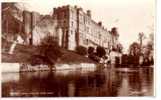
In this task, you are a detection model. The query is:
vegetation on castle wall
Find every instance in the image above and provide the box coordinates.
[33,36,63,65]
[76,46,87,56]
[96,46,106,57]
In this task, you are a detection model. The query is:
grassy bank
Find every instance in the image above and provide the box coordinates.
[2,41,95,64]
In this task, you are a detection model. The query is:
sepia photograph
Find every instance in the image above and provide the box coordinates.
[1,0,155,97]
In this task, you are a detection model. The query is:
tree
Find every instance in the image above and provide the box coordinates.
[96,46,106,57]
[88,46,95,54]
[116,43,123,53]
[38,35,63,66]
[128,42,141,65]
[88,46,97,61]
[129,42,140,56]
[110,27,119,49]
[138,32,146,52]
[148,33,154,50]
[149,33,154,41]
[111,27,119,36]
[76,46,87,56]
[144,34,154,65]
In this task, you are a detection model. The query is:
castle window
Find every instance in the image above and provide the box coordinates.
[62,12,65,18]
[86,39,89,45]
[64,20,66,25]
[71,21,73,27]
[64,13,67,18]
[87,27,90,33]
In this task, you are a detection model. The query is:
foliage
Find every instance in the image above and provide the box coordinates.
[111,46,117,52]
[96,46,106,57]
[148,33,154,50]
[87,46,100,62]
[138,32,146,56]
[76,46,87,56]
[129,42,140,56]
[116,43,123,53]
[37,36,63,65]
[31,55,45,66]
[111,27,119,36]
[149,33,154,42]
[147,42,153,51]
[88,53,100,62]
[88,46,95,54]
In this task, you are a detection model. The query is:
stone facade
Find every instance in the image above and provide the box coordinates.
[22,5,118,51]
[53,5,78,50]
[23,10,32,44]
[2,3,23,42]
[53,5,118,50]
[23,11,63,45]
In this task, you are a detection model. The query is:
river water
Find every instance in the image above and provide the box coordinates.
[2,67,153,97]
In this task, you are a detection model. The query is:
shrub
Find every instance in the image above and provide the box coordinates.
[76,46,87,56]
[88,53,100,62]
[38,36,63,65]
[96,46,106,57]
[31,55,45,66]
[88,46,95,54]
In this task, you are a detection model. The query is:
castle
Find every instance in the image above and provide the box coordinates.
[3,4,119,51]
[52,5,119,51]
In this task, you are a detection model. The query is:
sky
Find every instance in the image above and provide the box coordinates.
[19,0,155,52]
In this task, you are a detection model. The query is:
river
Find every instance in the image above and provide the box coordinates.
[2,66,153,97]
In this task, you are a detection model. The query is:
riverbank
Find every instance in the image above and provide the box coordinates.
[2,41,97,72]
[1,63,97,73]
[2,41,95,64]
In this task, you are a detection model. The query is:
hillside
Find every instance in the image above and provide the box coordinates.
[2,40,95,64]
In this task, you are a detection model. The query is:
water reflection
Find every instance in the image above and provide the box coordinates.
[2,67,153,97]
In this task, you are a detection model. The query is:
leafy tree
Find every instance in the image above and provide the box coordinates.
[96,46,106,57]
[129,42,140,56]
[138,32,146,53]
[38,35,63,65]
[116,43,123,53]
[111,46,117,52]
[88,46,97,61]
[147,42,153,51]
[111,27,119,36]
[88,46,95,54]
[148,33,154,50]
[143,34,154,65]
[76,46,87,56]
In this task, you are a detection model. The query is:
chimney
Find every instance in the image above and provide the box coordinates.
[98,21,102,26]
[87,10,91,18]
